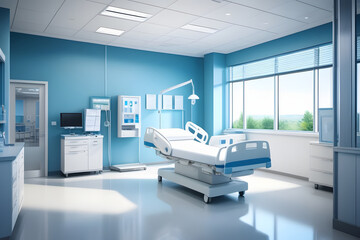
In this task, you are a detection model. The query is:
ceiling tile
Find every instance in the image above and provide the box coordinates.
[88,0,113,4]
[12,20,48,33]
[127,0,177,8]
[18,0,63,15]
[161,37,194,46]
[45,25,78,37]
[13,8,53,32]
[228,0,292,12]
[82,15,139,32]
[204,3,265,25]
[168,0,228,16]
[245,12,303,32]
[121,30,162,41]
[109,0,163,15]
[190,18,232,31]
[131,22,174,35]
[49,0,105,30]
[167,28,208,40]
[296,0,333,12]
[270,1,331,23]
[75,29,118,44]
[147,9,197,28]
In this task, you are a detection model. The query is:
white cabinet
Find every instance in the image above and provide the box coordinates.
[0,144,24,238]
[61,135,103,177]
[309,141,333,188]
[89,138,103,170]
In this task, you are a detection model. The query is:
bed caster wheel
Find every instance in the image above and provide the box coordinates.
[158,176,162,182]
[204,195,211,204]
[315,184,319,189]
[65,174,68,178]
[239,191,245,197]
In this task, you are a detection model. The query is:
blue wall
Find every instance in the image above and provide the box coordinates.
[226,23,332,67]
[204,53,226,136]
[10,32,204,172]
[0,8,10,137]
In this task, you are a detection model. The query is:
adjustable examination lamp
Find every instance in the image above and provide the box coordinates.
[159,79,199,128]
[160,79,199,105]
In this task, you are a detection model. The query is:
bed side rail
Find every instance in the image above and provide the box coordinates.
[209,134,246,147]
[185,121,208,144]
[144,127,172,155]
[223,141,271,174]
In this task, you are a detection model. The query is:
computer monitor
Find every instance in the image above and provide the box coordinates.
[60,113,83,129]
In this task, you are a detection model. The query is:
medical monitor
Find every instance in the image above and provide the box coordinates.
[60,113,83,129]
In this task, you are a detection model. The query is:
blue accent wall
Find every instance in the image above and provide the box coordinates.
[10,32,203,172]
[226,23,332,67]
[204,53,226,137]
[0,8,10,138]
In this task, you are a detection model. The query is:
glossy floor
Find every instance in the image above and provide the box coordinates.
[11,164,358,240]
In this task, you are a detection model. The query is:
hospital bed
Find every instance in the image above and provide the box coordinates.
[144,122,271,203]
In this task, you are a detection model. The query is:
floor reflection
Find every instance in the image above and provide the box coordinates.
[10,165,359,240]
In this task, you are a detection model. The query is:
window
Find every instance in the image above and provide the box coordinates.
[231,82,243,129]
[279,71,314,131]
[319,67,333,108]
[229,43,333,132]
[245,77,274,129]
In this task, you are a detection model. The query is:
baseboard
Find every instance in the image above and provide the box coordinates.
[256,168,308,181]
[333,219,360,238]
[48,171,62,176]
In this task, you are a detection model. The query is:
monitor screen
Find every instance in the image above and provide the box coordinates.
[60,113,83,128]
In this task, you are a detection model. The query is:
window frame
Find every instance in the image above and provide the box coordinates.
[229,61,333,132]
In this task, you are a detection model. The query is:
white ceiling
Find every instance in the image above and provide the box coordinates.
[0,0,333,57]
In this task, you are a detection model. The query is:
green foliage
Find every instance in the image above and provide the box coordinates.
[261,117,274,129]
[299,111,313,131]
[232,113,243,129]
[246,116,260,129]
[232,111,313,131]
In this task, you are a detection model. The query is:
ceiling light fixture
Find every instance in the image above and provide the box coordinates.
[305,16,309,19]
[101,6,152,22]
[96,27,124,36]
[181,24,218,34]
[225,13,231,16]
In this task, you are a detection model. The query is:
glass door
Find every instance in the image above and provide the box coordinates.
[10,82,46,178]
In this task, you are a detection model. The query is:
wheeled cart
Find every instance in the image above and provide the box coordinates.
[158,168,248,203]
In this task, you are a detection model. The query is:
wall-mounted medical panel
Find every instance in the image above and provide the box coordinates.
[118,95,141,138]
[90,97,110,111]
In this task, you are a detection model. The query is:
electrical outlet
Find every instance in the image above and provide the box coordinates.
[51,121,57,126]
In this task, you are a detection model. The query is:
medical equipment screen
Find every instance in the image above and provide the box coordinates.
[60,113,83,128]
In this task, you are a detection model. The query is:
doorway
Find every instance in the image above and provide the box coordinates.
[10,80,48,177]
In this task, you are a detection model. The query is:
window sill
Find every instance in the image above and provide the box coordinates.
[224,129,319,138]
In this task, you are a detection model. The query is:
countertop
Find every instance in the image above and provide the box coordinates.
[309,141,333,147]
[0,143,24,162]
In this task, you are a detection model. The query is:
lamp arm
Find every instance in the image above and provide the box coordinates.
[160,79,193,94]
[191,80,195,95]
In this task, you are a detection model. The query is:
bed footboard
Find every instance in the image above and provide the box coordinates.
[220,141,271,174]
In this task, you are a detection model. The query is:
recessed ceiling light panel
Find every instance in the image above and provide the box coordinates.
[181,24,218,34]
[96,27,124,36]
[101,6,152,22]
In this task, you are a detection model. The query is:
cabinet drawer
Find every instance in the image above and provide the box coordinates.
[65,145,88,153]
[65,139,88,146]
[309,171,333,187]
[310,144,333,159]
[310,157,333,173]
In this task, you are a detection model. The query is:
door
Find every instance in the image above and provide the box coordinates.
[9,81,47,178]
